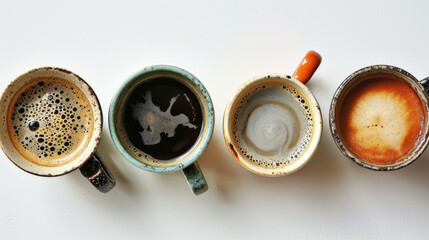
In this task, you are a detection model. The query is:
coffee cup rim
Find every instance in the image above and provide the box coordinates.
[329,64,429,171]
[0,67,103,177]
[108,64,214,173]
[223,73,323,176]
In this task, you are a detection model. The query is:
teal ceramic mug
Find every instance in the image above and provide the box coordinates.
[109,65,214,195]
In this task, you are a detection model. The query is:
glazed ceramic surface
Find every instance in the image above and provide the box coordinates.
[223,51,322,176]
[109,65,214,195]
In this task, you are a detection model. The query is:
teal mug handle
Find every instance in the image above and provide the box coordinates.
[182,162,208,195]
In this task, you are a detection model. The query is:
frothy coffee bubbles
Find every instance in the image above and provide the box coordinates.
[7,77,94,167]
[233,82,314,168]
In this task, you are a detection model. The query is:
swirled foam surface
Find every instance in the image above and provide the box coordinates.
[232,81,314,168]
[6,77,94,167]
[338,75,426,164]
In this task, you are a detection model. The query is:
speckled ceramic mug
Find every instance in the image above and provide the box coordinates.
[109,65,214,195]
[223,51,323,176]
[0,67,115,193]
[330,65,429,171]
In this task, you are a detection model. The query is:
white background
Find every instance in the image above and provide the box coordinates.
[0,0,428,239]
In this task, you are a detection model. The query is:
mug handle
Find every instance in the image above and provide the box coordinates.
[182,162,208,195]
[79,151,116,193]
[292,50,322,84]
[420,77,429,93]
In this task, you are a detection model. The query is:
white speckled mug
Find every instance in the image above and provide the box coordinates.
[223,51,323,176]
[0,67,115,193]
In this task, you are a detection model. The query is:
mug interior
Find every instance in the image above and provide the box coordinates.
[330,65,429,170]
[0,67,103,176]
[223,74,322,176]
[109,65,214,173]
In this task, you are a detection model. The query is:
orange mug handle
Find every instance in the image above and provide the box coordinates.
[292,50,322,84]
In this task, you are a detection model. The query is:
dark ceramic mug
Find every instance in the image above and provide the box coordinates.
[330,65,429,171]
[0,67,116,192]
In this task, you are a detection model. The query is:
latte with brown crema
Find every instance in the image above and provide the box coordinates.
[337,74,427,164]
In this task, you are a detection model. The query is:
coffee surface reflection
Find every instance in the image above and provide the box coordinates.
[121,77,203,161]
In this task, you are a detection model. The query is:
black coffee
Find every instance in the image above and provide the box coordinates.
[7,77,94,167]
[121,77,202,160]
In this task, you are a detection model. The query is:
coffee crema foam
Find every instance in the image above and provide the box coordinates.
[6,77,94,167]
[338,75,426,164]
[232,82,314,168]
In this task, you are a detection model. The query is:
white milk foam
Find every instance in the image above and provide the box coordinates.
[233,82,314,167]
[131,91,197,146]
